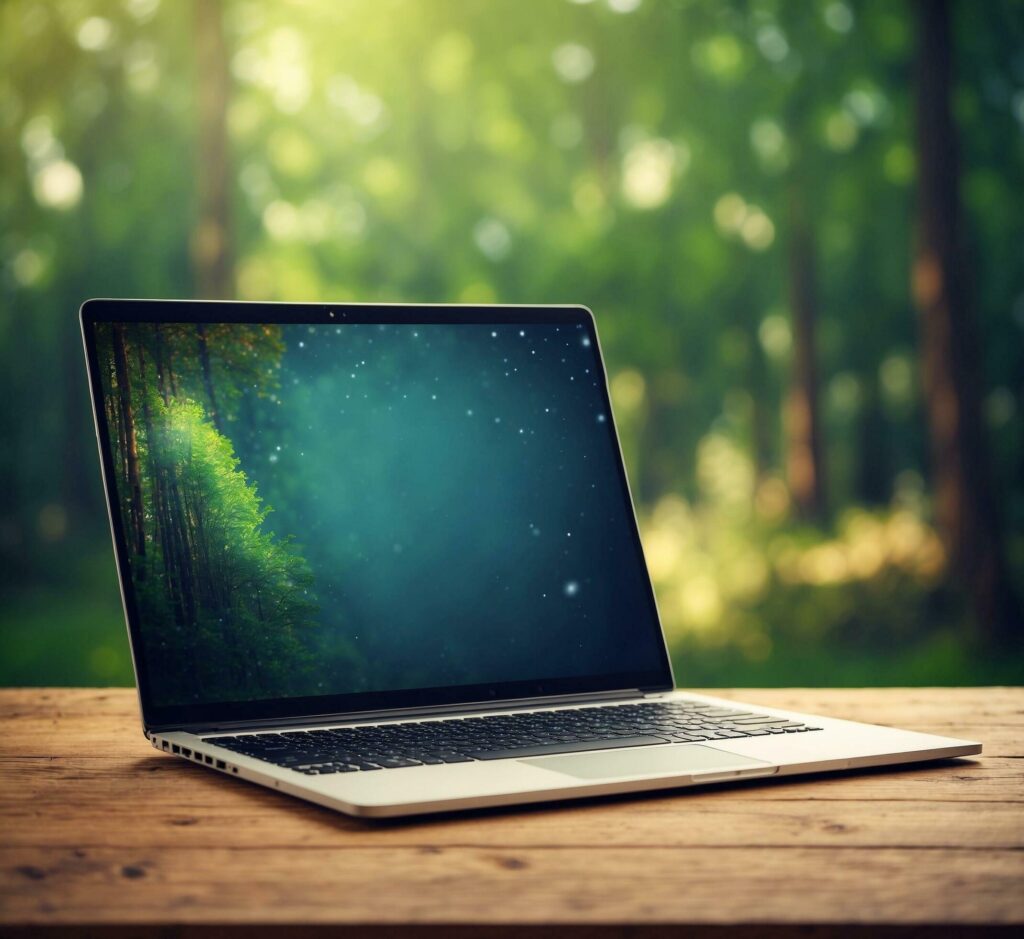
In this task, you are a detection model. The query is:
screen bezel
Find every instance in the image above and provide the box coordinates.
[81,299,674,731]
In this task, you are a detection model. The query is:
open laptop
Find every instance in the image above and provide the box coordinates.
[81,299,980,818]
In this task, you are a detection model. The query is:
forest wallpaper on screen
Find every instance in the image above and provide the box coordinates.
[94,319,665,706]
[96,321,328,704]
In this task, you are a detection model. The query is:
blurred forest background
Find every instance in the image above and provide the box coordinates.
[2,0,1022,689]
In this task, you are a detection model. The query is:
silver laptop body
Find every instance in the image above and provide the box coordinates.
[82,299,980,818]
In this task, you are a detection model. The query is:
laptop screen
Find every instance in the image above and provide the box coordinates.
[86,305,670,725]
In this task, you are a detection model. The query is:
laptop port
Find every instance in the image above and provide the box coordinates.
[172,744,180,754]
[216,760,226,770]
[204,755,212,765]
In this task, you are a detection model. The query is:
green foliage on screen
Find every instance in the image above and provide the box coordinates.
[94,322,342,704]
[137,395,322,703]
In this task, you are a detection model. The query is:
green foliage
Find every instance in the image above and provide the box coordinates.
[136,394,322,704]
[1,0,1022,687]
[160,323,286,428]
[641,430,967,669]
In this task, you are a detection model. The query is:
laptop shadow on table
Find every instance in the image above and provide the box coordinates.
[130,753,984,831]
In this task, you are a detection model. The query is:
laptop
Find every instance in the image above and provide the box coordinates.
[81,299,980,818]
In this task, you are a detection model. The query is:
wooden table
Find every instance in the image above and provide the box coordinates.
[0,687,1021,937]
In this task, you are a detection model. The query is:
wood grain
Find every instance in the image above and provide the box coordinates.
[1,687,1021,935]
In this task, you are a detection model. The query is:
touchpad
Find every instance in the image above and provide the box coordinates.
[522,744,771,780]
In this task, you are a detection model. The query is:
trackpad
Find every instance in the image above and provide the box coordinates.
[522,744,771,780]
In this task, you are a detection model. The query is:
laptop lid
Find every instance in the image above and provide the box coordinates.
[81,300,673,731]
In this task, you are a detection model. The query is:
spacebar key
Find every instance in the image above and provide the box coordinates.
[467,735,669,760]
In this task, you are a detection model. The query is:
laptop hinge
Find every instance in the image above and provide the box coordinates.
[155,688,650,736]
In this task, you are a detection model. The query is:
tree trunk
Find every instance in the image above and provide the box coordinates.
[153,323,172,404]
[746,277,773,484]
[166,470,197,627]
[785,182,826,522]
[135,334,185,612]
[106,364,129,511]
[192,0,233,300]
[912,0,1018,645]
[195,323,223,432]
[111,324,146,562]
[856,376,889,505]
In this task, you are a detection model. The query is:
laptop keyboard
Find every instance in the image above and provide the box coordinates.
[203,699,821,775]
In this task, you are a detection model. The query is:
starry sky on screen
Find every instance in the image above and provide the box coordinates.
[221,321,662,696]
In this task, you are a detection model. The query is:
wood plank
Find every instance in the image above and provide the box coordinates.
[2,753,1015,819]
[0,721,1007,758]
[2,846,1021,926]
[0,688,141,719]
[39,721,1024,752]
[0,715,1006,748]
[3,686,1021,724]
[1,796,1021,849]
[708,687,1024,725]
[2,698,1017,757]
[1,753,1019,807]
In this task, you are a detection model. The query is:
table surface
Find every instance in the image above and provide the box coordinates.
[0,687,1021,937]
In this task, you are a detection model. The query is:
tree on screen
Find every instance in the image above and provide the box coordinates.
[97,322,326,704]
